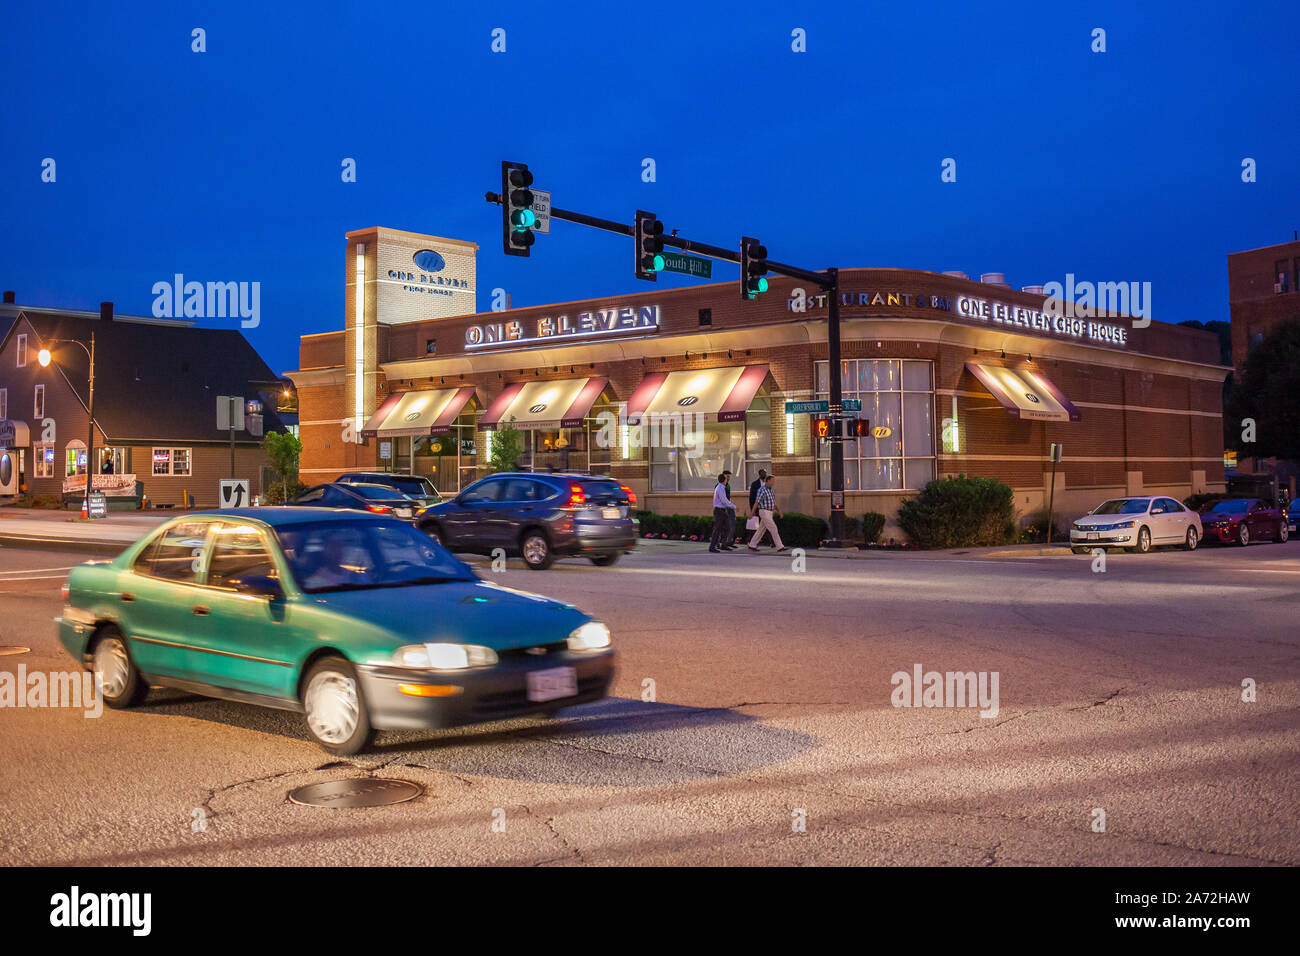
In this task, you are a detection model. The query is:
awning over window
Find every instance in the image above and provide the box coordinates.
[965,363,1080,422]
[478,377,610,431]
[0,419,31,448]
[625,365,770,424]
[361,386,477,439]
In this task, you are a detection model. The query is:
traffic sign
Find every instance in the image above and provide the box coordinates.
[785,400,829,415]
[530,189,551,233]
[660,251,712,278]
[220,479,250,508]
[843,399,862,411]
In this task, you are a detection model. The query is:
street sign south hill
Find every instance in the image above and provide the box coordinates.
[785,399,861,414]
[659,251,712,278]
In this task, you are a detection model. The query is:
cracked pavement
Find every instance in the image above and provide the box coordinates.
[1,540,1297,866]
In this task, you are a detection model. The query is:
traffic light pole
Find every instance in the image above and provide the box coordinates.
[484,190,849,546]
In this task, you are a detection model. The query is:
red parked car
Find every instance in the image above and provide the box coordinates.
[1198,498,1290,546]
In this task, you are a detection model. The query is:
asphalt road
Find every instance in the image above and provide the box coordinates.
[1,538,1297,866]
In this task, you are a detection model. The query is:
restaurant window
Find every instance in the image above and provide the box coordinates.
[99,447,127,475]
[648,395,769,493]
[16,335,27,368]
[34,442,55,478]
[152,447,192,477]
[65,440,86,477]
[33,384,45,419]
[815,359,935,491]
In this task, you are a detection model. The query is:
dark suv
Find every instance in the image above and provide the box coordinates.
[418,472,637,569]
[337,472,442,509]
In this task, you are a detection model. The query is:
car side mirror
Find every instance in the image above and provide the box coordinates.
[235,574,283,599]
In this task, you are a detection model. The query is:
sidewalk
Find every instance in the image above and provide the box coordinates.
[0,507,169,555]
[635,537,1074,560]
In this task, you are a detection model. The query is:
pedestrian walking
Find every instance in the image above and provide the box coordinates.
[747,467,772,548]
[748,475,786,551]
[709,472,738,552]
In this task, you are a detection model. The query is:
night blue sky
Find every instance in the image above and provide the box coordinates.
[3,1,1297,375]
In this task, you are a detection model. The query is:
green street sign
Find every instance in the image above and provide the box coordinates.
[659,251,712,278]
[843,399,862,411]
[785,400,829,414]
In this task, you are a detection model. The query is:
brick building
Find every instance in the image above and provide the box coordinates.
[288,227,1228,533]
[0,296,290,508]
[1228,237,1300,372]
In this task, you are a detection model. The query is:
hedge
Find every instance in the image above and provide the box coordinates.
[897,474,1017,549]
[636,510,828,548]
[861,512,887,545]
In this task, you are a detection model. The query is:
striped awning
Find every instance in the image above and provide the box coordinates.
[478,377,610,431]
[361,386,477,439]
[965,363,1080,422]
[625,365,770,424]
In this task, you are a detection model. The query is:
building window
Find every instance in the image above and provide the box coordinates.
[16,334,27,367]
[0,388,7,420]
[814,359,935,491]
[152,447,192,476]
[1276,260,1291,293]
[33,384,45,419]
[34,442,55,478]
[99,447,127,475]
[648,396,770,493]
[65,440,86,477]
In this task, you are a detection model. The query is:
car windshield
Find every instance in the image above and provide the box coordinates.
[275,519,475,593]
[1206,499,1251,515]
[387,477,437,497]
[1092,499,1150,515]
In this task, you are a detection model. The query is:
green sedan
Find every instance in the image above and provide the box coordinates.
[57,508,615,754]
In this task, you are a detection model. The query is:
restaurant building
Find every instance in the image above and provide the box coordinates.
[288,227,1228,533]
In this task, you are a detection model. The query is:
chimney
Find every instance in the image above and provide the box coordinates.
[2,291,13,304]
[100,301,113,322]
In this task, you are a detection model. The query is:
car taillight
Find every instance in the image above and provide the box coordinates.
[620,484,637,506]
[568,484,585,507]
[61,582,70,602]
[367,504,392,514]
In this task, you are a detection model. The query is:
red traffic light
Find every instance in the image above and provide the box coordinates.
[814,417,831,438]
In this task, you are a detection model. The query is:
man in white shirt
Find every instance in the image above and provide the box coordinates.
[709,472,738,552]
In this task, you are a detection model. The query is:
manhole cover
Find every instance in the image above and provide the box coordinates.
[288,777,423,808]
[0,646,30,656]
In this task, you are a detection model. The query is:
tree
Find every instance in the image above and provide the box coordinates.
[488,418,524,474]
[262,431,302,500]
[1226,317,1300,462]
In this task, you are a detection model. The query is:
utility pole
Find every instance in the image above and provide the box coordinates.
[229,396,237,478]
[85,331,95,504]
[825,270,846,545]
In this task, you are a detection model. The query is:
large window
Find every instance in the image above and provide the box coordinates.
[649,396,771,493]
[815,360,935,491]
[152,447,192,476]
[34,443,55,478]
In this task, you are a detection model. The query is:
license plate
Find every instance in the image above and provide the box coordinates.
[526,666,577,703]
[1086,532,1099,540]
[396,507,413,518]
[602,507,621,519]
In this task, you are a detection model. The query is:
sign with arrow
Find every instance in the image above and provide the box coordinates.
[220,479,250,508]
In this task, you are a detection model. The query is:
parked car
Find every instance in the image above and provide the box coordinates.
[1069,496,1202,553]
[418,472,637,569]
[288,482,421,521]
[337,472,442,509]
[55,509,615,754]
[1198,497,1290,545]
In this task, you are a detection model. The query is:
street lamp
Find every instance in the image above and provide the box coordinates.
[38,332,97,504]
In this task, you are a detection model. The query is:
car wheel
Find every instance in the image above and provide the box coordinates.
[1184,526,1199,551]
[1131,526,1152,554]
[520,530,554,570]
[590,553,620,567]
[1071,546,1088,555]
[421,522,445,547]
[1237,523,1250,547]
[1277,522,1289,543]
[91,626,148,708]
[302,657,373,756]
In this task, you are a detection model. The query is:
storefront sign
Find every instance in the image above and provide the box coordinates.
[87,492,107,519]
[785,288,1129,347]
[62,473,137,496]
[466,304,659,349]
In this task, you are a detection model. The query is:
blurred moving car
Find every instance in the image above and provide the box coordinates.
[1069,496,1203,554]
[418,472,637,569]
[56,509,615,755]
[1198,497,1290,545]
[288,482,421,521]
[337,472,442,509]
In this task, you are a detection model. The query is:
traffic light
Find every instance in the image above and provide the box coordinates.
[502,161,536,257]
[740,236,769,300]
[635,210,665,281]
[849,418,871,437]
[813,416,832,440]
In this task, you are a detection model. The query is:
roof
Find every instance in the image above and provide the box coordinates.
[2,308,288,443]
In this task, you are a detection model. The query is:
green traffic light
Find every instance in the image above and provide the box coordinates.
[511,209,536,230]
[652,254,665,271]
[756,277,769,293]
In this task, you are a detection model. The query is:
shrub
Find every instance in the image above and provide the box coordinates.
[1019,509,1065,544]
[774,512,828,548]
[861,512,887,545]
[896,474,1017,549]
[262,481,308,505]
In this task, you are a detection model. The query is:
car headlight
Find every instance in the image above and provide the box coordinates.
[1111,521,1136,529]
[391,643,498,669]
[568,621,611,651]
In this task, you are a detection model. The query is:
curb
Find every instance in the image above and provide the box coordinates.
[0,534,128,556]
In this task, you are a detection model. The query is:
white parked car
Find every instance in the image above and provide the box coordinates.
[1069,496,1203,554]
